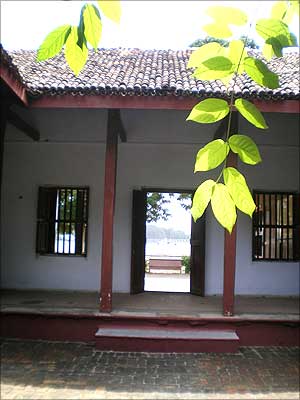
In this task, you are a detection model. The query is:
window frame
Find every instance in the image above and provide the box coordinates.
[36,185,89,257]
[252,190,300,262]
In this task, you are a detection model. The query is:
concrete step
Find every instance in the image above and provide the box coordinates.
[95,327,240,353]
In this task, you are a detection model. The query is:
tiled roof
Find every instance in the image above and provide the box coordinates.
[2,47,300,100]
[0,44,26,88]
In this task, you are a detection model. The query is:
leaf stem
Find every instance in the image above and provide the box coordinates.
[216,159,227,184]
[220,21,254,179]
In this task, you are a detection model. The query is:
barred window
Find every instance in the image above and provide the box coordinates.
[253,191,300,261]
[36,187,89,256]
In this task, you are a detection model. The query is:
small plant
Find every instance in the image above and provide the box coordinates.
[181,256,190,274]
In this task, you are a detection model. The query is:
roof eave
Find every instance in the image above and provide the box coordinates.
[28,94,300,113]
[0,64,28,106]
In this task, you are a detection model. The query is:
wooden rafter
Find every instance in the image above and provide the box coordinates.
[7,109,40,141]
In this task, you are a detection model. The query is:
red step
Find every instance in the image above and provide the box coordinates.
[95,327,240,353]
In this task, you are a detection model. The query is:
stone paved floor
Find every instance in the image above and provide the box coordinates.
[0,339,299,399]
[2,290,299,319]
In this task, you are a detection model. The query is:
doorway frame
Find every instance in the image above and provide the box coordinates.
[131,187,205,295]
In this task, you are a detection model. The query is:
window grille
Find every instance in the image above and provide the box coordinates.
[252,191,300,261]
[36,187,89,256]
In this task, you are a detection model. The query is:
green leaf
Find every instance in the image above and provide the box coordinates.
[256,18,294,47]
[271,1,288,20]
[37,25,71,61]
[262,43,274,61]
[219,74,235,87]
[203,6,247,39]
[187,99,230,124]
[202,23,233,39]
[229,134,262,165]
[211,183,236,233]
[194,139,229,172]
[77,7,86,48]
[83,4,102,49]
[193,56,234,80]
[223,167,256,217]
[244,57,279,89]
[65,26,88,76]
[97,0,121,23]
[234,99,268,129]
[262,38,283,60]
[188,42,224,68]
[206,6,248,26]
[191,180,215,222]
[227,40,247,73]
[271,1,296,24]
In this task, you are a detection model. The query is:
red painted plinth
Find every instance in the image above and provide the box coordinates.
[1,313,299,349]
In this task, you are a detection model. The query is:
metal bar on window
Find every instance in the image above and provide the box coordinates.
[54,190,59,254]
[37,186,89,257]
[286,194,289,260]
[83,189,89,256]
[68,189,73,254]
[271,194,275,259]
[279,194,282,259]
[74,189,78,254]
[263,194,266,259]
[80,189,86,255]
[57,189,62,254]
[253,193,257,259]
[275,194,277,259]
[252,191,298,262]
[62,189,66,254]
[268,194,271,259]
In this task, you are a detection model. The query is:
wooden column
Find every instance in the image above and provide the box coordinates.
[0,105,8,267]
[223,151,238,316]
[100,110,118,312]
[0,105,8,193]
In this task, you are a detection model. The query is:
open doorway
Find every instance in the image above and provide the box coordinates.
[130,188,206,296]
[145,191,192,293]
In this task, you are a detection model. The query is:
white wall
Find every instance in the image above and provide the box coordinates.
[1,108,299,295]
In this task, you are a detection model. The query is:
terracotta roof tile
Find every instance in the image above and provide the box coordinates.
[2,47,299,100]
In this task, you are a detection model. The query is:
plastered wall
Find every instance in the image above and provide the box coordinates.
[1,108,299,294]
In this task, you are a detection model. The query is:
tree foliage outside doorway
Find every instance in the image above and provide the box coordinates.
[189,35,259,49]
[147,192,192,223]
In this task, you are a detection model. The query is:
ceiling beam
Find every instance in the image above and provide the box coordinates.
[7,109,40,141]
[108,109,127,142]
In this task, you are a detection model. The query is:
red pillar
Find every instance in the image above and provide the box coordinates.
[0,104,7,192]
[0,105,7,272]
[100,111,118,312]
[223,151,238,316]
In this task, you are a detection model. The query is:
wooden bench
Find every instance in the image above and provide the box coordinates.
[149,259,182,273]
